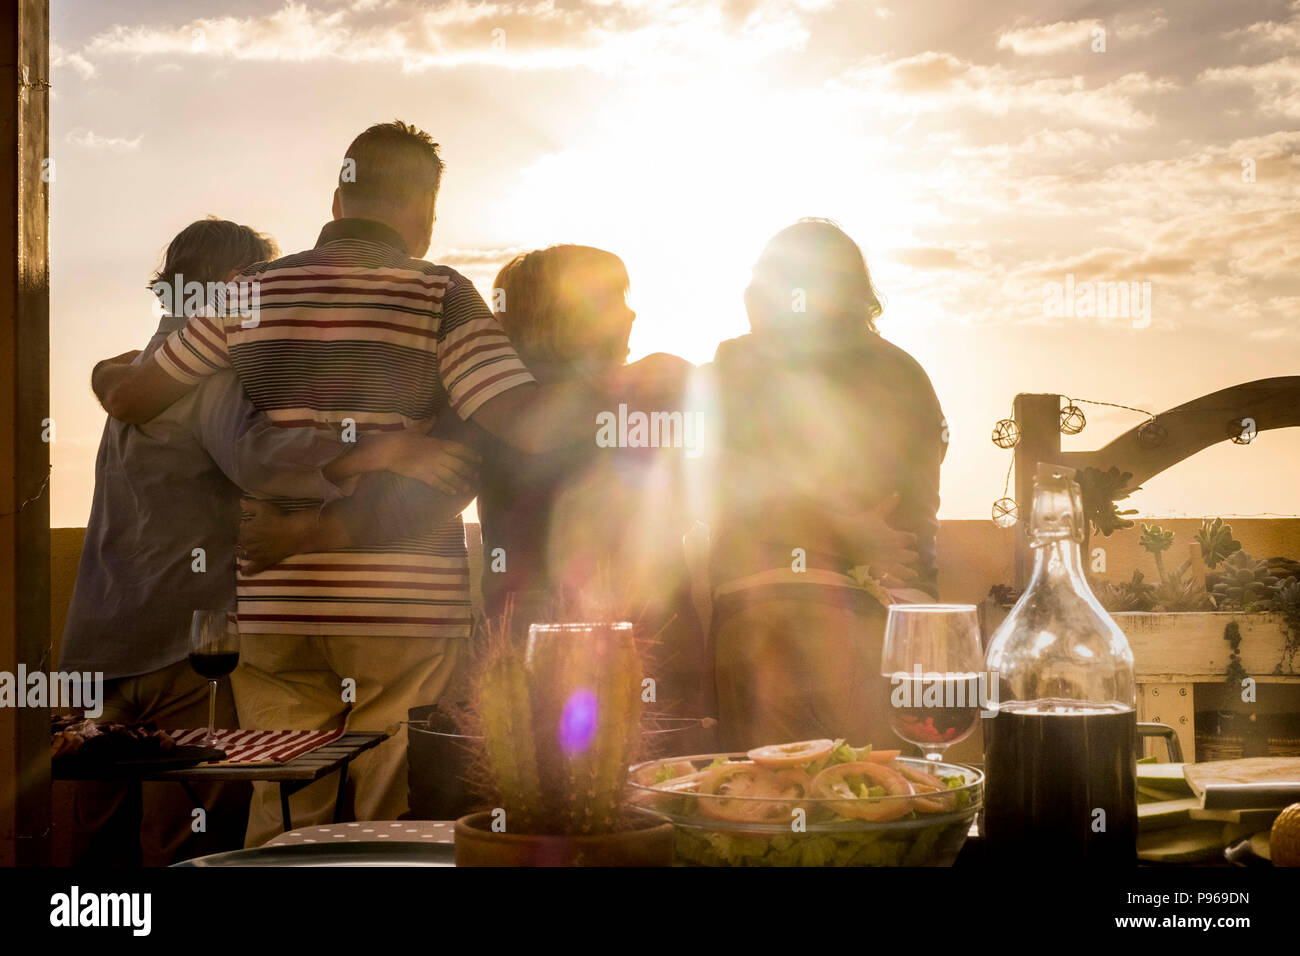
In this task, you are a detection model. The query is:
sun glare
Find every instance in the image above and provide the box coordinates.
[489,68,919,365]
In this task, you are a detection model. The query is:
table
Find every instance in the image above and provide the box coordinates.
[56,731,388,834]
[267,819,456,846]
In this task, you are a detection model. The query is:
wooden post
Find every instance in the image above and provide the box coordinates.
[0,0,50,867]
[1013,393,1061,589]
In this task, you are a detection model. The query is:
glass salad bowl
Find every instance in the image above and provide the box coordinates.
[627,750,983,866]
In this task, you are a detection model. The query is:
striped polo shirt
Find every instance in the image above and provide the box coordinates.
[153,218,535,638]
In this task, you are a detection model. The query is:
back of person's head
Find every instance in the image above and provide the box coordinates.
[744,218,882,337]
[493,245,633,380]
[337,121,444,251]
[149,217,277,298]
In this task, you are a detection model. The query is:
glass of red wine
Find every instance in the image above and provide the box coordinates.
[189,609,240,748]
[881,604,984,762]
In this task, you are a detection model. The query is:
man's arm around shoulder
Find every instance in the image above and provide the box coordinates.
[92,351,196,423]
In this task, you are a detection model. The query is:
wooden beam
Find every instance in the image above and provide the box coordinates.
[0,0,50,867]
[1062,377,1300,488]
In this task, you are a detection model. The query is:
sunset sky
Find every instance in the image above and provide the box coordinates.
[47,0,1300,527]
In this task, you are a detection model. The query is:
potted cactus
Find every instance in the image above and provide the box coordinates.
[453,618,674,866]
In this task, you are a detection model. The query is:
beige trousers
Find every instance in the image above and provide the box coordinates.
[230,633,461,847]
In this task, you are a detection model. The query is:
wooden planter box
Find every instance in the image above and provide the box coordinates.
[1115,612,1299,762]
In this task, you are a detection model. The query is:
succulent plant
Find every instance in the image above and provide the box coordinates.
[1195,517,1243,569]
[1223,621,1247,687]
[1152,561,1215,612]
[1210,551,1280,611]
[1268,556,1300,581]
[1076,466,1140,538]
[1277,576,1300,613]
[469,614,643,836]
[1257,576,1299,612]
[1094,568,1157,612]
[1139,523,1175,579]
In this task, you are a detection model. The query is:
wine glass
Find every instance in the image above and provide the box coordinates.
[881,604,985,762]
[188,609,240,747]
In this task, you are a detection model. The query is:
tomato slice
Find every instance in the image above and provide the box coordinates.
[765,767,814,801]
[747,738,834,768]
[695,762,814,822]
[811,760,914,821]
[895,764,957,813]
[758,767,815,821]
[697,761,777,822]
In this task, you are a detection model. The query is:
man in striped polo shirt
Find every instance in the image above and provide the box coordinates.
[95,121,684,844]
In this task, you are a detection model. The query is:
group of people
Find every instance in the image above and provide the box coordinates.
[58,120,946,864]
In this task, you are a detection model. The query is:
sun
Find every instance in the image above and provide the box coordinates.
[487,67,920,366]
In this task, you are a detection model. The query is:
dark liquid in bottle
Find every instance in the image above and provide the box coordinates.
[888,676,981,746]
[984,702,1136,865]
[189,651,239,679]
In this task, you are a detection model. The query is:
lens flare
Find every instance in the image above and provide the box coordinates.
[558,688,600,755]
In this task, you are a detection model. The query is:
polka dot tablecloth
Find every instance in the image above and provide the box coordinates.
[267,821,456,846]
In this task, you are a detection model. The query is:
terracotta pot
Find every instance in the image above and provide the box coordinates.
[454,811,674,867]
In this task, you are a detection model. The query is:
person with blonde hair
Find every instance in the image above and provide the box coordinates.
[477,244,710,725]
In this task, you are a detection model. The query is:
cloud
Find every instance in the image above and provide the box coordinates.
[74,0,827,75]
[891,246,968,270]
[997,19,1103,56]
[1077,130,1300,198]
[843,51,1176,128]
[997,14,1166,56]
[987,203,1300,331]
[1205,3,1300,117]
[1249,325,1293,341]
[1017,248,1194,282]
[1227,0,1300,50]
[1200,57,1300,119]
[1114,14,1169,41]
[51,43,95,80]
[65,128,141,151]
[438,245,528,264]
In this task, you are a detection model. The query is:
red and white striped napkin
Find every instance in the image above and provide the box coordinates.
[170,727,347,765]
